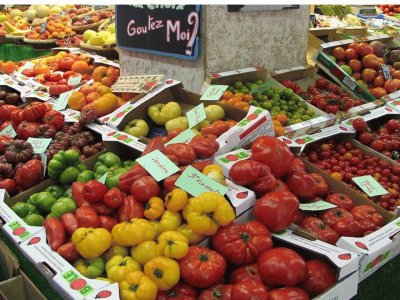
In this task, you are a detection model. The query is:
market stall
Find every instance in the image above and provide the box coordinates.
[1,4,400,300]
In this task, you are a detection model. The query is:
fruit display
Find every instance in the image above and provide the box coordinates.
[82,23,116,47]
[353,116,400,162]
[25,20,75,40]
[71,9,114,28]
[0,61,18,74]
[328,40,400,99]
[280,77,365,114]
[377,4,400,17]
[301,137,400,212]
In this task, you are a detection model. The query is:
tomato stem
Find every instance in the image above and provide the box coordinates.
[199,253,209,262]
[239,232,250,242]
[129,284,139,292]
[154,268,163,278]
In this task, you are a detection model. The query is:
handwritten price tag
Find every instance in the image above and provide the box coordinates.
[40,154,47,176]
[186,103,206,128]
[299,201,337,211]
[176,165,228,197]
[136,149,180,182]
[165,129,195,146]
[98,172,108,184]
[200,85,229,101]
[352,175,388,197]
[0,125,17,138]
[67,75,82,86]
[27,138,52,154]
[53,90,73,111]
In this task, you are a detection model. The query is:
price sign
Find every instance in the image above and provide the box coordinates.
[352,175,388,197]
[186,103,206,128]
[27,138,52,154]
[300,201,337,211]
[53,90,73,111]
[98,172,108,184]
[67,75,82,86]
[200,85,229,101]
[136,149,180,181]
[0,125,17,138]
[165,129,195,145]
[382,64,392,80]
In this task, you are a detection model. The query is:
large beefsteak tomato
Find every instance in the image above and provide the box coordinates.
[300,260,336,297]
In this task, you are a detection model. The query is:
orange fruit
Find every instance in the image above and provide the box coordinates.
[274,126,286,136]
[86,92,101,103]
[71,61,89,74]
[80,85,97,96]
[0,61,17,74]
[243,94,253,102]
[234,92,245,100]
[275,113,288,125]
[222,91,233,100]
[33,65,50,76]
[67,91,87,110]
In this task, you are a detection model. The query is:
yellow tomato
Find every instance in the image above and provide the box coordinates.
[164,189,188,212]
[157,231,188,259]
[131,241,159,266]
[144,257,180,291]
[144,197,165,220]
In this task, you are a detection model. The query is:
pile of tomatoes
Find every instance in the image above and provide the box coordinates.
[377,4,400,16]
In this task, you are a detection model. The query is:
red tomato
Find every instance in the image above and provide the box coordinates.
[272,179,289,192]
[98,215,117,232]
[326,193,354,211]
[370,139,384,151]
[334,218,364,237]
[352,118,367,133]
[118,195,144,222]
[15,159,42,190]
[179,246,226,288]
[163,143,196,166]
[386,119,400,133]
[300,217,340,245]
[229,160,271,186]
[358,132,373,145]
[325,104,340,114]
[130,176,160,202]
[315,78,329,89]
[332,47,346,61]
[300,260,337,297]
[0,179,16,195]
[285,170,318,201]
[230,264,261,284]
[251,136,294,178]
[320,207,354,228]
[250,172,276,198]
[351,205,384,227]
[0,105,18,122]
[345,48,358,61]
[287,157,306,174]
[16,121,40,139]
[103,187,124,208]
[230,280,268,300]
[309,173,329,197]
[75,206,100,228]
[43,110,64,130]
[212,221,273,266]
[22,102,47,122]
[163,174,180,193]
[268,287,310,300]
[253,191,299,232]
[257,247,308,287]
[198,285,232,300]
[157,282,197,300]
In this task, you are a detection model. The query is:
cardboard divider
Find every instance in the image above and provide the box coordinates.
[0,271,46,300]
[0,240,19,282]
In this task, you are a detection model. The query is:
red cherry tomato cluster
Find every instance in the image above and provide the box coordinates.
[301,139,400,211]
[378,4,400,16]
[281,78,364,114]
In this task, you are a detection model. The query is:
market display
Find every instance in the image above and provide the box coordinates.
[2,4,400,300]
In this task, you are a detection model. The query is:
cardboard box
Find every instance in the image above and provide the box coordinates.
[0,240,19,282]
[19,230,109,300]
[101,80,273,154]
[0,75,35,104]
[202,67,335,138]
[85,283,119,300]
[0,271,46,300]
[270,64,386,121]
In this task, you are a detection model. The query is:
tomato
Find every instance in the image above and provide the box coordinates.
[332,47,345,61]
[229,160,271,186]
[253,191,299,232]
[300,260,336,297]
[358,132,373,145]
[163,143,196,166]
[199,285,232,300]
[16,121,40,139]
[285,170,318,201]
[251,136,294,178]
[103,187,124,209]
[334,218,364,237]
[130,176,160,202]
[287,157,306,174]
[320,207,354,228]
[15,159,42,190]
[163,174,180,193]
[179,246,226,288]
[230,264,261,284]
[43,110,64,130]
[272,179,289,192]
[22,102,47,122]
[249,172,276,198]
[309,173,329,197]
[351,205,384,228]
[370,139,384,151]
[257,247,308,287]
[157,282,197,300]
[99,216,117,232]
[0,105,18,122]
[300,217,340,245]
[268,287,310,300]
[325,193,354,211]
[352,118,367,133]
[230,280,268,300]
[386,119,400,133]
[315,78,329,89]
[211,221,273,266]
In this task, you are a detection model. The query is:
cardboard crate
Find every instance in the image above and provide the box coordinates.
[300,158,400,281]
[0,271,46,300]
[270,64,386,121]
[202,67,335,138]
[0,240,19,282]
[101,80,274,154]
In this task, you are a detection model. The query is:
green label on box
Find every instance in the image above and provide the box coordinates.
[352,175,388,197]
[299,200,337,211]
[27,138,52,154]
[187,103,206,128]
[67,75,82,86]
[62,270,94,296]
[9,221,30,240]
[200,85,229,101]
[218,151,250,164]
[136,149,180,182]
[53,90,73,111]
[165,129,195,146]
[98,172,107,184]
[176,165,228,197]
[0,124,17,138]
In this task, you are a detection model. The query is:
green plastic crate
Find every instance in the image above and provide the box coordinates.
[0,44,51,62]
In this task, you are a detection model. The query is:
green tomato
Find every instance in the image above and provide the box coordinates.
[302,115,311,121]
[64,149,80,166]
[50,197,77,219]
[233,81,244,90]
[227,86,235,92]
[11,202,37,218]
[35,192,57,213]
[250,84,258,91]
[74,257,105,279]
[165,117,189,133]
[281,88,294,99]
[241,87,250,94]
[45,185,66,199]
[98,152,122,168]
[77,170,96,183]
[205,105,225,123]
[123,119,149,137]
[23,214,45,226]
[255,80,264,85]
[148,101,182,125]
[253,93,263,102]
[59,167,80,184]
[261,101,273,110]
[244,82,252,89]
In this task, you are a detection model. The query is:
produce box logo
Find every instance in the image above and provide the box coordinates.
[219,151,249,164]
[62,270,94,296]
[236,191,248,199]
[338,253,352,260]
[27,236,41,245]
[237,108,263,128]
[109,105,134,123]
[106,131,134,144]
[364,250,391,273]
[95,290,112,298]
[8,221,29,240]
[294,136,313,145]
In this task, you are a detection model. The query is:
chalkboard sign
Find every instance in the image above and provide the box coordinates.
[116,5,201,60]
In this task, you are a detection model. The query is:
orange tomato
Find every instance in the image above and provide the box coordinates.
[0,61,17,74]
[243,94,253,102]
[234,92,244,100]
[67,91,87,110]
[274,126,286,137]
[33,65,51,76]
[331,172,343,181]
[71,61,89,74]
[86,92,101,103]
[222,91,233,100]
[275,113,288,125]
[272,120,282,127]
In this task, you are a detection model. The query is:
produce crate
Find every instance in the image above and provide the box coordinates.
[0,74,36,104]
[201,67,335,138]
[0,271,46,300]
[0,240,19,282]
[270,64,386,121]
[299,158,400,281]
[101,80,274,155]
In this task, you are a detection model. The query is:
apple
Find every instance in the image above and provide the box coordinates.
[107,23,115,34]
[88,33,105,46]
[98,30,111,42]
[205,105,225,122]
[123,119,149,137]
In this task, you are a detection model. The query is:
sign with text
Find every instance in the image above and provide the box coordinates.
[67,75,82,86]
[0,125,17,138]
[352,175,388,197]
[116,5,201,60]
[165,129,195,145]
[27,138,52,154]
[176,165,228,197]
[300,201,337,211]
[186,103,206,128]
[136,149,180,181]
[200,85,229,101]
[53,90,73,111]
